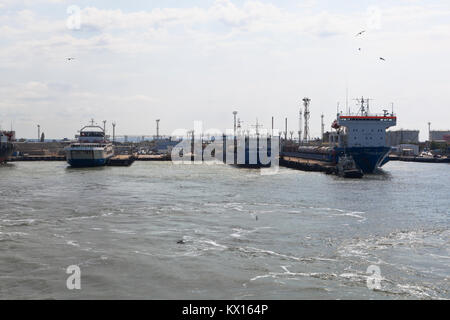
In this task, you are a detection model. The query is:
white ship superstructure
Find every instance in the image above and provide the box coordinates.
[65,120,114,167]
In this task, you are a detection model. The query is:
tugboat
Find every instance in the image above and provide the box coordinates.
[0,131,15,164]
[336,154,363,178]
[65,120,114,167]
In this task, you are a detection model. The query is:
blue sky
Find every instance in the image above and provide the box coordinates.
[1,0,449,140]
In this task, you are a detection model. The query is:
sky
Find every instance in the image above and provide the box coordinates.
[0,0,449,140]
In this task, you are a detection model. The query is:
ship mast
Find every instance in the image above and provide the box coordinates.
[354,97,373,116]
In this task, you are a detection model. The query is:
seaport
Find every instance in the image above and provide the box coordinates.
[3,98,448,177]
[1,0,449,304]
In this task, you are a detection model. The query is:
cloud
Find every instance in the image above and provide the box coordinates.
[1,1,450,138]
[0,0,65,7]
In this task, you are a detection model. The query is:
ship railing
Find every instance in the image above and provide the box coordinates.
[338,113,396,118]
[70,143,109,148]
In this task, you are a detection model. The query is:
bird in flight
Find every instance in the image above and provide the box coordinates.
[379,57,386,61]
[356,30,366,36]
[66,57,75,61]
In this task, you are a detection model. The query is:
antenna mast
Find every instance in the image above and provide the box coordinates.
[321,114,324,142]
[298,105,302,143]
[354,97,372,116]
[302,97,311,143]
[346,86,349,114]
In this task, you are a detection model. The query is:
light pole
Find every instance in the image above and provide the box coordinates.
[271,116,274,137]
[112,122,116,144]
[428,122,431,142]
[156,119,160,140]
[233,111,238,137]
[37,124,40,142]
[285,118,288,141]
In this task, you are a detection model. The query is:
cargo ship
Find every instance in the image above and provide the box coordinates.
[285,97,397,173]
[222,119,274,168]
[65,121,114,167]
[0,131,15,163]
[228,136,273,168]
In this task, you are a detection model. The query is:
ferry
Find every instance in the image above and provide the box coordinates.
[65,120,114,167]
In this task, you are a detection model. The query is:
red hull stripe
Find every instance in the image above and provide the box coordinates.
[339,116,397,120]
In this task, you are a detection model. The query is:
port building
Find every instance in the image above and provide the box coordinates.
[386,130,419,146]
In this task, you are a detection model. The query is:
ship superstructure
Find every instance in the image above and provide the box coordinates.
[0,131,15,163]
[330,97,397,172]
[65,120,114,167]
[285,97,397,173]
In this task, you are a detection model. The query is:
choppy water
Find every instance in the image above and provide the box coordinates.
[0,161,449,299]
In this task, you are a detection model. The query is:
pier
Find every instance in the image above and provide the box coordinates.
[108,155,136,166]
[136,154,171,161]
[10,155,65,161]
[389,155,449,163]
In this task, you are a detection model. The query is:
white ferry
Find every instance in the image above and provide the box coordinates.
[65,120,114,167]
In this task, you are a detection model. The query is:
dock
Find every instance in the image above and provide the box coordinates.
[9,155,65,161]
[389,155,450,163]
[279,156,336,174]
[107,155,136,166]
[136,154,171,161]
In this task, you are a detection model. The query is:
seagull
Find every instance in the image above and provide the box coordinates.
[356,30,366,36]
[379,57,386,61]
[66,57,75,61]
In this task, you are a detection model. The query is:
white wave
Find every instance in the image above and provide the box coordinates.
[66,240,79,247]
[240,246,336,263]
[1,218,35,226]
[250,266,338,282]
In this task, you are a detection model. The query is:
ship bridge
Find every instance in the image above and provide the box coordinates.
[331,98,397,148]
[337,113,396,148]
[75,120,108,144]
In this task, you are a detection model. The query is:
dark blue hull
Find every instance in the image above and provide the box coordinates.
[67,158,109,167]
[0,142,14,163]
[223,137,273,168]
[335,147,391,173]
[281,146,391,174]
